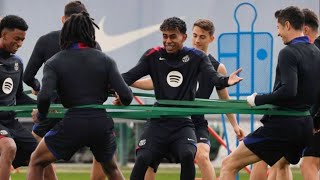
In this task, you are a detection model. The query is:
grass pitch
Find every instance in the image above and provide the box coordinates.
[10,164,303,180]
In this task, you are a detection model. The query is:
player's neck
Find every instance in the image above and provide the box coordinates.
[288,31,304,42]
[202,47,209,55]
[308,32,319,43]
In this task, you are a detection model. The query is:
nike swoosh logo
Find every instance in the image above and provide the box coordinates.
[95,16,161,52]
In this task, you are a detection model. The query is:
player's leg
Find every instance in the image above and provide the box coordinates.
[267,157,291,180]
[32,119,61,180]
[300,132,320,180]
[170,126,197,180]
[0,137,16,180]
[300,156,320,180]
[194,125,216,180]
[219,141,260,180]
[250,161,268,180]
[144,167,156,180]
[27,139,57,180]
[90,157,108,180]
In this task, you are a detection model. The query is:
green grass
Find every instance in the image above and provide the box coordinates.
[10,166,303,180]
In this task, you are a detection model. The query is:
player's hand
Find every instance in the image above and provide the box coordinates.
[32,89,39,95]
[233,125,245,141]
[228,68,243,86]
[31,109,39,123]
[112,92,123,106]
[247,92,257,107]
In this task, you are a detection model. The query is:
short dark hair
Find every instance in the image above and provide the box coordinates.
[193,19,215,36]
[160,17,187,34]
[302,8,319,32]
[0,15,28,37]
[60,12,96,50]
[274,6,304,31]
[64,1,87,18]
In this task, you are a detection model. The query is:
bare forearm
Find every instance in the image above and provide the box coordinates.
[217,89,238,127]
[131,78,154,90]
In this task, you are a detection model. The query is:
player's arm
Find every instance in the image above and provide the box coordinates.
[37,63,57,121]
[250,48,297,106]
[216,64,245,140]
[16,62,36,105]
[23,36,46,93]
[122,50,150,86]
[199,55,242,88]
[131,78,154,90]
[108,58,133,106]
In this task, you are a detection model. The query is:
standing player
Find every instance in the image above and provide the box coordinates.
[191,19,245,180]
[300,8,320,180]
[142,19,245,180]
[27,12,133,180]
[120,17,243,180]
[219,6,320,180]
[23,1,109,179]
[0,15,38,180]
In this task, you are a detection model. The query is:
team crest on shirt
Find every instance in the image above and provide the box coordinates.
[2,78,13,94]
[0,130,8,136]
[166,71,183,87]
[14,63,19,71]
[139,139,146,146]
[182,55,190,63]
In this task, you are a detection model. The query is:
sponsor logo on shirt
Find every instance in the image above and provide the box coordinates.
[2,78,13,94]
[14,63,19,71]
[182,55,190,63]
[166,71,183,87]
[139,139,146,146]
[0,130,8,136]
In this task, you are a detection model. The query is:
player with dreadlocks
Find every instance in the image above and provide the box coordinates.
[24,1,109,179]
[27,12,133,180]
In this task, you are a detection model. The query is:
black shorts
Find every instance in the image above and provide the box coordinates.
[136,118,197,171]
[44,108,116,162]
[244,115,313,166]
[303,131,320,157]
[32,118,62,138]
[0,116,38,168]
[193,118,210,145]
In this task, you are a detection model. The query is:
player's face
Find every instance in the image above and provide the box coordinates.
[162,29,186,53]
[192,26,214,52]
[277,22,289,44]
[1,28,25,54]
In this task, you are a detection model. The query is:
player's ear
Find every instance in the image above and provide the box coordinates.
[210,35,215,42]
[285,21,291,30]
[182,33,187,42]
[61,16,66,24]
[303,26,308,35]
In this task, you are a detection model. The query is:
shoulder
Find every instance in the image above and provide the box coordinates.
[183,47,206,58]
[38,30,60,41]
[208,54,220,67]
[315,37,320,49]
[279,46,296,57]
[11,55,23,65]
[145,46,164,57]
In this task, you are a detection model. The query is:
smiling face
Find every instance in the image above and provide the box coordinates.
[277,22,290,44]
[162,28,187,54]
[1,28,26,54]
